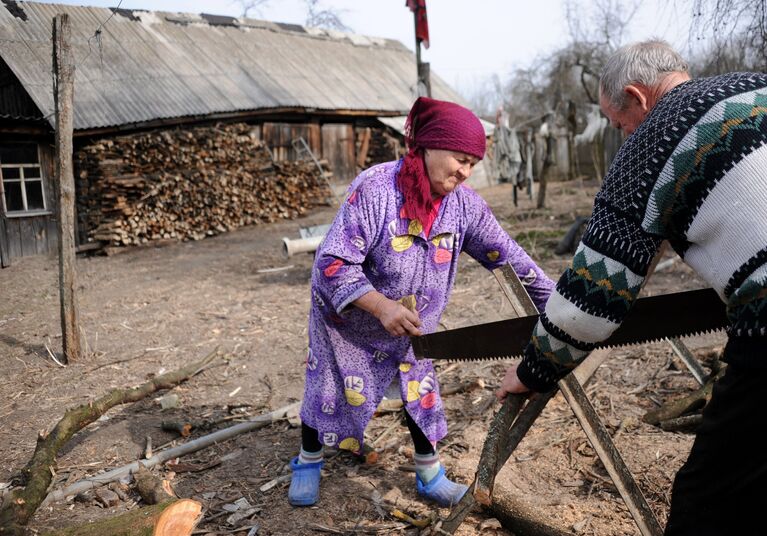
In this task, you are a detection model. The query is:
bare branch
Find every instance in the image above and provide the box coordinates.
[236,0,271,18]
[684,0,767,71]
[304,0,352,32]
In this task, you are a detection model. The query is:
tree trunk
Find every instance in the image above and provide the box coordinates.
[643,366,725,426]
[41,499,202,536]
[490,486,573,536]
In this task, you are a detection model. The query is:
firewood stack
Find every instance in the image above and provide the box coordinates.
[355,126,403,171]
[75,123,331,248]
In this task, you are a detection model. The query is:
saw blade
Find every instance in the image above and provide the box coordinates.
[412,287,727,362]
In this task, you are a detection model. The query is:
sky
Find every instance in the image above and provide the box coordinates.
[31,0,695,99]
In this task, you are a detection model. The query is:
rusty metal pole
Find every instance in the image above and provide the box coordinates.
[53,13,81,363]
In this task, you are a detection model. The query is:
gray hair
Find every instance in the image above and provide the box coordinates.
[600,40,689,109]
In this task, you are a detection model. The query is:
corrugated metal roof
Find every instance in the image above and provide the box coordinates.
[0,1,466,131]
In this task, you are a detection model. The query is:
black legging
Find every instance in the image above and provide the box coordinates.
[302,410,435,455]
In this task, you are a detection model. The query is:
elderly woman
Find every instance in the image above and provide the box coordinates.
[289,97,554,507]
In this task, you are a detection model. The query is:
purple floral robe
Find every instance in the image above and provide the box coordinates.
[299,160,554,453]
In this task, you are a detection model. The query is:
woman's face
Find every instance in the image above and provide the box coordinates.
[423,149,479,197]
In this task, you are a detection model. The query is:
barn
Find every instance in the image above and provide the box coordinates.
[0,1,488,265]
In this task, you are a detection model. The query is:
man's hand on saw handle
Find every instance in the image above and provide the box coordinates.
[496,363,531,401]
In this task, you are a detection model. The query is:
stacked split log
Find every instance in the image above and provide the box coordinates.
[355,126,402,172]
[75,123,331,248]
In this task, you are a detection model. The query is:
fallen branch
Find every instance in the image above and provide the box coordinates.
[659,414,703,433]
[643,366,726,426]
[42,401,300,505]
[0,349,219,535]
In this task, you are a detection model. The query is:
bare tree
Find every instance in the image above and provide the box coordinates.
[467,74,506,118]
[560,0,640,103]
[687,36,755,76]
[504,65,551,126]
[682,0,767,71]
[304,0,351,32]
[565,0,639,51]
[499,0,639,126]
[491,0,641,197]
[236,0,271,18]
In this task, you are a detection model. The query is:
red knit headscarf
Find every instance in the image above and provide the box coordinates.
[397,97,486,224]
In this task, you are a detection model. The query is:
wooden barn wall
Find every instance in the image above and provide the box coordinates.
[0,142,57,266]
[261,122,321,162]
[260,121,362,185]
[321,123,355,184]
[2,213,52,258]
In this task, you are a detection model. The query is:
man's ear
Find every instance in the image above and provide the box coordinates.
[624,84,650,112]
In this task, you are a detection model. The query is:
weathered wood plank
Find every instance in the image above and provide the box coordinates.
[5,218,22,260]
[46,217,58,255]
[321,123,355,183]
[32,217,49,255]
[0,215,10,267]
[18,217,36,257]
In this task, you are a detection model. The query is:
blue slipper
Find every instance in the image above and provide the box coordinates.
[288,456,324,506]
[416,466,468,507]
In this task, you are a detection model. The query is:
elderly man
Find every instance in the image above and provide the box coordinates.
[497,40,767,534]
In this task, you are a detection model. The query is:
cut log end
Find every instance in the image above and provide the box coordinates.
[154,499,202,536]
[134,467,175,505]
[473,487,492,507]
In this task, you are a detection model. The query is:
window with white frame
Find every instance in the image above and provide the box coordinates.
[0,143,46,215]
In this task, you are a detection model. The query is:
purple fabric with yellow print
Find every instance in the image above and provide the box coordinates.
[299,160,554,453]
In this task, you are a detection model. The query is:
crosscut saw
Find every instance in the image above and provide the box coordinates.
[412,287,728,362]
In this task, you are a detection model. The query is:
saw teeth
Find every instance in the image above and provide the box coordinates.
[595,327,725,351]
[439,355,522,363]
[425,327,726,362]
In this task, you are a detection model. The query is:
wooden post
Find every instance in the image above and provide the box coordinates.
[412,5,431,98]
[53,14,80,363]
[566,100,578,182]
[536,124,554,209]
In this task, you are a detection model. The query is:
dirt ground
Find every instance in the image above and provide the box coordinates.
[0,180,725,536]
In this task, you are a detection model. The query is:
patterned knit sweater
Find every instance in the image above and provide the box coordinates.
[518,72,767,393]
